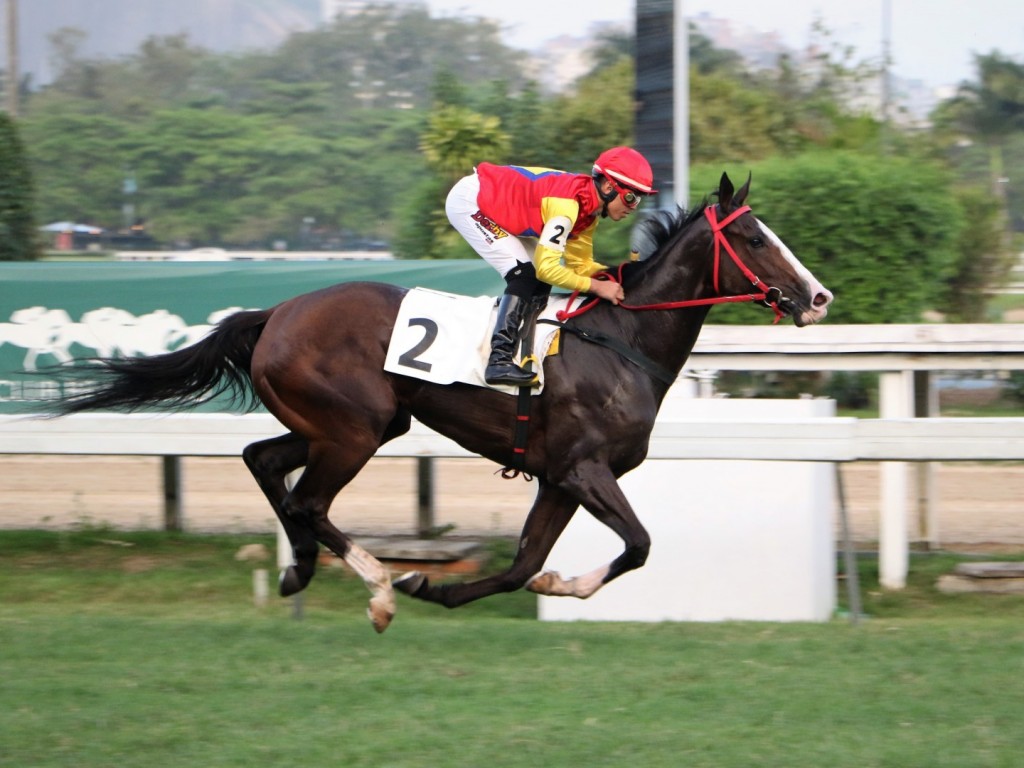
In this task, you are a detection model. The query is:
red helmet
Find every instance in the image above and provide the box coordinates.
[592,147,657,195]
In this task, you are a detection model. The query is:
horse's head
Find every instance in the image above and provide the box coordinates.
[709,172,832,326]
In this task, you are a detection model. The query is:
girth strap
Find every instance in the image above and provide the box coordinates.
[503,297,545,477]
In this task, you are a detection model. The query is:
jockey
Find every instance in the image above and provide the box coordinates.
[446,146,656,387]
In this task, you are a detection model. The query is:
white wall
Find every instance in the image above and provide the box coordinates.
[538,396,837,623]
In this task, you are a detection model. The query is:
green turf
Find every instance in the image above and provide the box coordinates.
[2,530,1023,767]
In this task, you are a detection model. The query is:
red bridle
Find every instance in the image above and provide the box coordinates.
[555,205,786,322]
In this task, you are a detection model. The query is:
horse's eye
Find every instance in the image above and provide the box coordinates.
[749,237,765,248]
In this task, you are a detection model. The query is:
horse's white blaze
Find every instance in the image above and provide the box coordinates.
[344,542,395,632]
[526,565,611,599]
[756,218,833,324]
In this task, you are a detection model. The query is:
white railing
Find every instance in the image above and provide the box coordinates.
[3,412,1022,588]
[3,412,1024,463]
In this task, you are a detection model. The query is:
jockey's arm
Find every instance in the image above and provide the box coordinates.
[533,198,612,295]
[563,221,607,277]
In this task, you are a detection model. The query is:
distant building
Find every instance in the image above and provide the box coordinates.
[689,11,943,122]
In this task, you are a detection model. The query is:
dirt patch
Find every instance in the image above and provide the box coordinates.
[2,455,1022,550]
[120,555,163,573]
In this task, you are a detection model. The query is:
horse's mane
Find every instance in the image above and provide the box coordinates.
[638,196,710,257]
[611,198,711,291]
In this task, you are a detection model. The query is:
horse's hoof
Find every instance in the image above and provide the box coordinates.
[525,570,556,595]
[368,594,396,634]
[393,571,427,597]
[278,566,306,597]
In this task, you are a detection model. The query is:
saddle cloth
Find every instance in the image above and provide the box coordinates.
[383,287,570,394]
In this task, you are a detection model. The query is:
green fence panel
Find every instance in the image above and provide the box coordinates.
[0,260,503,411]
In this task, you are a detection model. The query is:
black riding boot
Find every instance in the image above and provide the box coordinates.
[484,294,537,387]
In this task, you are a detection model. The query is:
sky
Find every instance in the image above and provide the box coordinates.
[424,0,1024,90]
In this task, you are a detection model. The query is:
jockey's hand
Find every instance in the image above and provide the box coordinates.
[590,276,625,305]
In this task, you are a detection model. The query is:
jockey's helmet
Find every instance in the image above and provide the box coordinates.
[592,147,658,197]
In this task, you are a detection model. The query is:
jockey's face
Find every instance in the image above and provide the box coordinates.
[600,179,637,221]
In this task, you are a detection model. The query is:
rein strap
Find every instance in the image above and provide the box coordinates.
[542,203,789,386]
[555,205,784,323]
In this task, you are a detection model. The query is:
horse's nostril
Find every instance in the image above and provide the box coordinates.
[813,292,831,307]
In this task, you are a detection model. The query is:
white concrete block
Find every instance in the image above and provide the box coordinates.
[538,397,836,623]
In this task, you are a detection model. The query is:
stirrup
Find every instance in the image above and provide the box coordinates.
[485,363,537,387]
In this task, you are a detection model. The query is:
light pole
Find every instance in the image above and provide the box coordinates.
[673,0,688,209]
[880,0,892,154]
[5,0,18,117]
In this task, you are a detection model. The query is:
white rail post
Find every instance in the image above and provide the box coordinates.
[878,370,914,589]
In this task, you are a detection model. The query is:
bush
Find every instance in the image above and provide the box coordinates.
[0,113,41,261]
[690,151,962,324]
[823,371,875,409]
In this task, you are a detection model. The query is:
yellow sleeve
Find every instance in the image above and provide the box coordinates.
[564,219,607,277]
[532,197,600,292]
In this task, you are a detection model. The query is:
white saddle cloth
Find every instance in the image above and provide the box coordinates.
[383,288,573,394]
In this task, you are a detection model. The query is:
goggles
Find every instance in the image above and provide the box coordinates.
[608,178,647,208]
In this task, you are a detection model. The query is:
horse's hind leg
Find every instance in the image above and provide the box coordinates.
[282,442,396,632]
[313,516,394,633]
[241,433,317,596]
[246,431,399,631]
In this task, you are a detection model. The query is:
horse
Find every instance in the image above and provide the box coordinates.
[44,173,832,633]
[54,308,191,359]
[0,307,75,371]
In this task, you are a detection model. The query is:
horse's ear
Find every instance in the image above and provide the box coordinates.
[718,172,734,209]
[734,172,752,207]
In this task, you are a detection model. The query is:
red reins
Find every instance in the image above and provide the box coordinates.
[555,204,785,323]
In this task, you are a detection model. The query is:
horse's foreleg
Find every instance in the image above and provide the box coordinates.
[241,434,316,596]
[527,461,650,600]
[395,481,578,608]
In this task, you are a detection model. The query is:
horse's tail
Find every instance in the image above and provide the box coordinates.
[47,308,273,415]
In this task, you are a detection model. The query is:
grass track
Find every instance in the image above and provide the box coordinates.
[2,531,1024,767]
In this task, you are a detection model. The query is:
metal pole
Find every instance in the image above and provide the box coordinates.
[673,0,688,209]
[5,0,18,117]
[835,464,863,625]
[914,371,939,549]
[880,0,891,155]
[416,457,435,537]
[162,456,183,531]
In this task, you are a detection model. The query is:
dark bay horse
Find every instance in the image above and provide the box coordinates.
[46,173,832,632]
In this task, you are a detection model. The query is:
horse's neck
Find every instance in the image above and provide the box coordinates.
[621,230,716,377]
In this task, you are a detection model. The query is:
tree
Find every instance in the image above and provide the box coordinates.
[943,52,1024,140]
[688,25,745,76]
[589,29,634,75]
[18,5,534,251]
[395,105,509,260]
[944,187,1016,321]
[22,104,133,226]
[932,51,1024,233]
[0,113,40,261]
[420,105,509,181]
[535,57,636,171]
[689,71,783,164]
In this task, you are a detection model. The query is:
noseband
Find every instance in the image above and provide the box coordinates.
[555,204,786,322]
